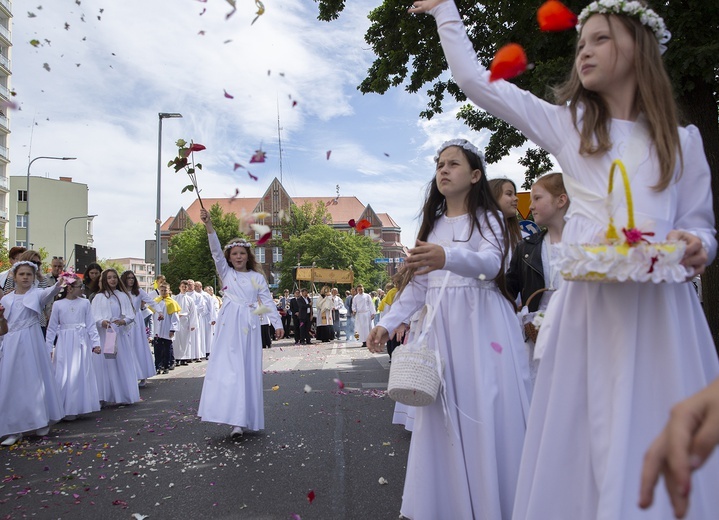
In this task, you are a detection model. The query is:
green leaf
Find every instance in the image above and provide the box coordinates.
[196,164,202,170]
[187,168,195,174]
[181,184,194,193]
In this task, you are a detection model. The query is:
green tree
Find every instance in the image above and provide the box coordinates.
[277,224,386,292]
[316,0,719,342]
[98,258,127,274]
[281,201,333,238]
[0,229,10,272]
[163,203,245,292]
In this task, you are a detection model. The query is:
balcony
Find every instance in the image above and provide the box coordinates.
[0,144,8,160]
[0,175,7,191]
[0,54,10,74]
[0,207,7,221]
[0,112,8,132]
[0,0,10,17]
[0,25,9,44]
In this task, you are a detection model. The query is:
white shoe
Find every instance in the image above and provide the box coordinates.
[35,426,50,437]
[138,379,147,388]
[1,434,22,446]
[230,426,243,439]
[64,415,77,421]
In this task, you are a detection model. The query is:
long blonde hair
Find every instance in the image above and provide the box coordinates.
[554,7,681,191]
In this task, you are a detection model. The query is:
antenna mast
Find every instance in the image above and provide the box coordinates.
[277,100,283,185]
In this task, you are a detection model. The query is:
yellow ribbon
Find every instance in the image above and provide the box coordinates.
[606,159,634,242]
[154,296,181,315]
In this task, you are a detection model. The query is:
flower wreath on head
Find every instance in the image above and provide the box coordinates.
[577,0,671,53]
[434,139,486,168]
[10,260,38,273]
[224,240,252,251]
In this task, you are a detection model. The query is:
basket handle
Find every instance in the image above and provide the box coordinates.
[523,287,549,309]
[606,159,634,242]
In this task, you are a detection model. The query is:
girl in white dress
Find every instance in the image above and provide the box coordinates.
[91,269,141,406]
[411,1,719,517]
[120,270,157,385]
[368,139,531,519]
[197,208,284,439]
[0,261,64,446]
[46,276,102,420]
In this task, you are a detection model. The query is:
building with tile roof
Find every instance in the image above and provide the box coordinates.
[161,178,407,284]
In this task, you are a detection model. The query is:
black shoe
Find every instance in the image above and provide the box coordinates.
[162,369,169,374]
[168,366,175,371]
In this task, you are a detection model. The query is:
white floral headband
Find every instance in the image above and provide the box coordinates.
[434,139,486,168]
[10,260,38,273]
[577,0,671,54]
[224,241,252,251]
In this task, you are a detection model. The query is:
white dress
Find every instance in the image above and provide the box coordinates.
[0,286,64,436]
[128,290,157,379]
[197,232,282,430]
[379,211,531,520]
[91,290,141,405]
[174,292,198,360]
[191,291,208,356]
[351,293,374,342]
[46,298,102,416]
[431,3,719,518]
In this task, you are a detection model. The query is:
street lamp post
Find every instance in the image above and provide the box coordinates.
[27,156,77,248]
[156,112,183,277]
[64,214,97,264]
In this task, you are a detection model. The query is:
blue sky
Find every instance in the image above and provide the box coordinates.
[10,0,528,259]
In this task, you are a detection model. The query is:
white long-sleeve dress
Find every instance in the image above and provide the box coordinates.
[174,292,198,360]
[430,3,719,519]
[91,290,141,405]
[128,289,157,379]
[0,285,64,437]
[378,211,531,520]
[46,297,102,417]
[197,232,283,430]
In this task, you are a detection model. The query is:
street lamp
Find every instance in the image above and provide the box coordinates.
[64,214,97,263]
[156,112,183,277]
[27,156,77,248]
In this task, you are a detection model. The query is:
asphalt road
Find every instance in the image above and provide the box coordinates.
[0,338,410,520]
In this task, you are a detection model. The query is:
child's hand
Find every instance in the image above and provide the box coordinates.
[169,331,175,339]
[113,319,126,326]
[102,320,110,329]
[408,0,447,14]
[367,326,389,353]
[275,328,284,340]
[667,230,708,278]
[406,240,446,275]
[200,208,209,223]
[394,323,409,343]
[158,314,165,321]
[0,303,6,320]
[639,377,719,518]
[92,346,101,354]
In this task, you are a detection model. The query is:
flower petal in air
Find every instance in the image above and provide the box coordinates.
[249,149,266,163]
[188,143,206,152]
[489,43,527,82]
[348,219,356,228]
[355,219,371,232]
[326,150,332,160]
[252,212,270,220]
[223,89,234,99]
[537,0,577,32]
[490,342,503,354]
[250,223,270,236]
[256,232,272,245]
[248,171,258,181]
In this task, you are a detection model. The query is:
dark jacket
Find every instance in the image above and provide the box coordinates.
[506,229,547,312]
[297,296,312,321]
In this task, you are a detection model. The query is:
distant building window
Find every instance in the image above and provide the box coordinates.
[16,214,27,228]
[256,247,265,263]
[272,247,282,262]
[17,190,27,202]
[272,229,282,238]
[15,240,26,247]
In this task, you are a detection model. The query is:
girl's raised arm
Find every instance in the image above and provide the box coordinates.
[414,0,565,155]
[200,208,230,278]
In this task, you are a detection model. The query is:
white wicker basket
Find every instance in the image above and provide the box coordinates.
[386,272,449,407]
[387,343,441,406]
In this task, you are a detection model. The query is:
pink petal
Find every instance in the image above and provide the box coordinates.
[223,89,234,99]
[248,171,258,181]
[333,378,344,389]
[307,490,315,504]
[326,150,332,160]
[233,163,243,171]
[256,231,272,245]
[490,342,503,354]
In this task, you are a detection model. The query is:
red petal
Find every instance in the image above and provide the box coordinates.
[537,0,577,32]
[248,171,258,181]
[348,219,356,228]
[292,100,298,107]
[256,231,271,245]
[233,163,243,171]
[489,43,527,82]
[249,150,266,163]
[355,219,371,231]
[223,89,234,99]
[326,150,331,160]
[188,143,206,152]
[307,490,315,504]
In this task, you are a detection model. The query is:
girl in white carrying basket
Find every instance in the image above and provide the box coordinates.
[367,139,531,520]
[410,0,719,518]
